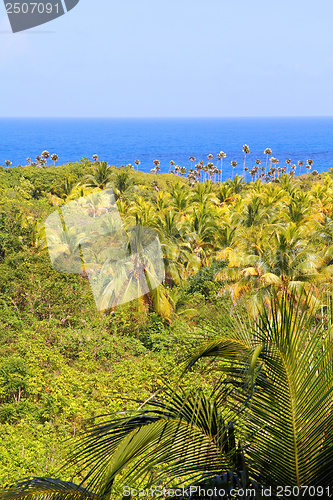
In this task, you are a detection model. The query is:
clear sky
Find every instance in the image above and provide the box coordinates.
[0,0,332,117]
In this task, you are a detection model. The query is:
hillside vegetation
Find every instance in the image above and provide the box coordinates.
[1,160,333,497]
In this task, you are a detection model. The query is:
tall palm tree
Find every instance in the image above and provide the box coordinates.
[41,151,50,165]
[231,160,237,178]
[290,164,297,177]
[169,160,175,173]
[298,160,304,176]
[189,156,196,170]
[285,159,291,173]
[4,160,12,169]
[207,163,214,182]
[51,154,58,166]
[36,156,41,166]
[306,159,313,173]
[153,160,160,174]
[92,154,99,162]
[217,151,226,182]
[264,148,272,170]
[242,144,250,172]
[270,158,279,177]
[134,159,140,171]
[26,158,31,165]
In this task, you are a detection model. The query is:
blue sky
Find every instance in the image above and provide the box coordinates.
[0,0,332,117]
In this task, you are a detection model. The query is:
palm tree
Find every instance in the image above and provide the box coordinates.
[306,159,313,173]
[4,160,12,169]
[51,154,58,166]
[270,157,279,177]
[2,383,249,499]
[183,293,333,490]
[41,151,50,165]
[26,158,31,165]
[216,222,323,311]
[40,159,47,167]
[169,160,175,173]
[36,156,41,166]
[207,163,214,182]
[134,159,140,171]
[264,148,272,170]
[92,154,99,162]
[227,174,245,194]
[217,151,226,182]
[182,206,219,266]
[298,160,304,175]
[189,156,196,170]
[153,160,160,174]
[110,170,134,199]
[242,144,250,172]
[52,177,78,201]
[85,162,112,190]
[286,159,291,173]
[290,164,297,176]
[231,160,237,178]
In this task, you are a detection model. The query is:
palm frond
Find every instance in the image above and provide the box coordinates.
[1,478,97,500]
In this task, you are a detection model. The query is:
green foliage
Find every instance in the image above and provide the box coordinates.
[1,162,333,493]
[185,260,226,300]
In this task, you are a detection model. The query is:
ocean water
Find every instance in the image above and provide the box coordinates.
[0,117,332,179]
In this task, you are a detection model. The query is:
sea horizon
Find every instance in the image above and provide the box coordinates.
[1,117,333,178]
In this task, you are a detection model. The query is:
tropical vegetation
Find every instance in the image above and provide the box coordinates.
[0,155,333,498]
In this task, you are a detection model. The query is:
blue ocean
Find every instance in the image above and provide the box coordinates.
[0,117,332,179]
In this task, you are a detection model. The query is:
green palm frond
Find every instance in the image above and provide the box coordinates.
[183,291,333,488]
[1,478,97,500]
[63,388,243,495]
